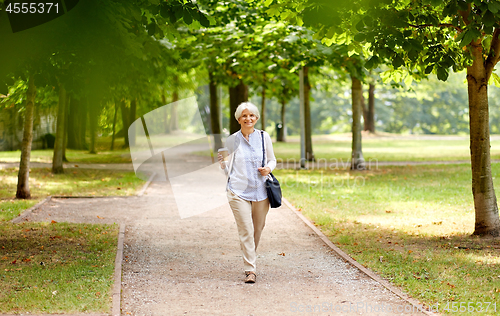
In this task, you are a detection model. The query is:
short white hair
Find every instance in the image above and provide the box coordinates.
[234,102,260,120]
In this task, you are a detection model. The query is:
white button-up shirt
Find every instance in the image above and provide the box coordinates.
[224,129,276,202]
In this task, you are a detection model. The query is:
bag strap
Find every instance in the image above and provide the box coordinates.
[260,130,265,168]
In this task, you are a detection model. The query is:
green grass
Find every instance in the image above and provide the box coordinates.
[273,134,500,162]
[0,222,118,314]
[0,168,145,222]
[0,137,145,314]
[275,164,500,315]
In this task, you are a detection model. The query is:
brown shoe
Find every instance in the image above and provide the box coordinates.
[244,271,256,283]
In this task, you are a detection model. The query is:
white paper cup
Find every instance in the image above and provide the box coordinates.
[218,147,229,161]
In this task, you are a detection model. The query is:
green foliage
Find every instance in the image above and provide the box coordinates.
[263,0,500,83]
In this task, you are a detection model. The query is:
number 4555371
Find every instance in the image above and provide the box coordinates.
[6,2,59,14]
[442,302,496,313]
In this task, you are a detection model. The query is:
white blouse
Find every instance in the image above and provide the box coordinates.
[223,129,276,202]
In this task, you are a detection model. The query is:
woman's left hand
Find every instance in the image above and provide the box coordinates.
[258,166,271,176]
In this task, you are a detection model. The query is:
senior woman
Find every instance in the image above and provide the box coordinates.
[218,102,276,283]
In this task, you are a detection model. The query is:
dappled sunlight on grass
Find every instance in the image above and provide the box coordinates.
[276,164,500,313]
[0,222,118,313]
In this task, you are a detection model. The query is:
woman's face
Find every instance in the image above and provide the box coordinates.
[238,109,258,129]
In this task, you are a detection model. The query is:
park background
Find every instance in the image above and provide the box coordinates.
[0,0,500,314]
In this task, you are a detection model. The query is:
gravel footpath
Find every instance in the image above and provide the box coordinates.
[23,179,430,316]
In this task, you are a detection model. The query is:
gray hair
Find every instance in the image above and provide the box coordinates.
[234,102,260,120]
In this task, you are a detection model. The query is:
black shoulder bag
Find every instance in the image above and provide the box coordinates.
[261,131,282,208]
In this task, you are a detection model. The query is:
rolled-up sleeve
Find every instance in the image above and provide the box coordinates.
[264,132,276,172]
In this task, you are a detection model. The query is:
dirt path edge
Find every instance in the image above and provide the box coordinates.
[112,224,125,316]
[10,196,52,224]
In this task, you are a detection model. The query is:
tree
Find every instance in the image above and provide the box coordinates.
[16,75,36,198]
[363,82,376,133]
[52,83,66,174]
[267,0,500,235]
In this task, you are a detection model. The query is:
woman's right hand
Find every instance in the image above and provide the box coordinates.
[218,152,226,169]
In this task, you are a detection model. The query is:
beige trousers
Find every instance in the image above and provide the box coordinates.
[227,190,270,272]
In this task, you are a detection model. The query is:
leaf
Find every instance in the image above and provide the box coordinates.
[489,1,500,13]
[183,9,193,25]
[425,65,434,74]
[404,74,413,87]
[354,32,365,42]
[483,10,496,27]
[147,23,156,36]
[198,12,210,27]
[492,73,500,87]
[460,29,474,47]
[408,49,419,61]
[441,55,455,68]
[326,26,335,39]
[437,67,449,81]
[264,0,273,6]
[403,29,412,37]
[392,54,404,68]
[355,19,365,32]
[363,15,373,27]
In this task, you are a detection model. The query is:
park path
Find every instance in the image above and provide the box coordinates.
[23,177,431,315]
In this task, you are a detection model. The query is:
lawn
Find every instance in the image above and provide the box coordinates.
[274,163,500,315]
[0,222,118,314]
[0,166,143,314]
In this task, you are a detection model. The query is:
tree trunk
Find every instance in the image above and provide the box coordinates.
[467,42,500,236]
[62,94,70,162]
[277,99,286,142]
[7,106,15,151]
[16,74,36,199]
[120,99,129,148]
[229,79,248,134]
[52,83,66,174]
[161,90,170,134]
[170,91,178,132]
[111,101,118,150]
[78,97,88,150]
[129,98,137,146]
[304,66,315,161]
[361,90,368,131]
[351,76,365,171]
[209,71,222,149]
[67,96,78,149]
[367,83,376,133]
[88,97,98,154]
[261,85,266,131]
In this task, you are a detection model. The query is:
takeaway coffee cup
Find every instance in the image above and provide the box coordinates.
[218,147,229,161]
